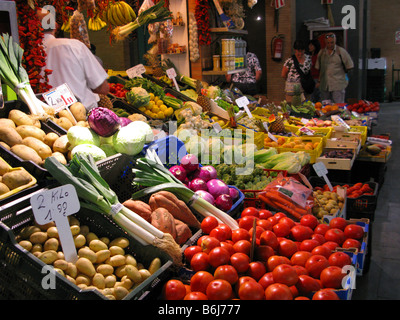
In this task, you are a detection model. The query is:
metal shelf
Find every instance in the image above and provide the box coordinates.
[210,28,248,35]
[202,68,246,76]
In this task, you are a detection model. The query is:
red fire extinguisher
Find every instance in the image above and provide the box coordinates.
[271,35,284,61]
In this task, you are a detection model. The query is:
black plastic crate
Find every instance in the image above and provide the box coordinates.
[0,187,173,300]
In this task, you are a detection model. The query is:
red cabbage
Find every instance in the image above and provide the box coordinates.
[180,154,199,172]
[169,165,187,182]
[88,107,121,137]
[215,194,233,211]
[195,190,215,205]
[189,178,208,192]
[206,179,229,199]
[119,117,132,127]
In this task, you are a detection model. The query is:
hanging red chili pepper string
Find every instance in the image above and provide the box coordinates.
[195,0,211,46]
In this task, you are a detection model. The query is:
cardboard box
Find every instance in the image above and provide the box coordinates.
[316,147,357,170]
[319,186,347,224]
[346,218,370,276]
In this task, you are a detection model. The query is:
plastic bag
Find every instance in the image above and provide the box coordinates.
[70,10,90,48]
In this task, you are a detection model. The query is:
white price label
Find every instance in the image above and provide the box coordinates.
[268,132,278,142]
[301,118,309,125]
[212,122,222,133]
[166,68,177,79]
[313,162,333,191]
[236,96,252,118]
[30,184,80,262]
[42,83,77,112]
[262,122,269,132]
[126,64,146,78]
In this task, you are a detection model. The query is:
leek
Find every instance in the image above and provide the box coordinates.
[44,154,182,265]
[131,150,239,230]
[0,33,50,115]
[113,1,172,41]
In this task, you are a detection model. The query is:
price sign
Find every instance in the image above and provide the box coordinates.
[126,64,146,78]
[42,83,77,113]
[166,68,180,92]
[30,184,80,262]
[212,122,222,133]
[313,162,333,191]
[235,96,252,118]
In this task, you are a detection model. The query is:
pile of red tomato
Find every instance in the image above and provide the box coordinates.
[162,207,365,300]
[108,83,128,98]
[347,100,380,114]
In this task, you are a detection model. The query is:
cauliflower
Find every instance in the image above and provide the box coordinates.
[125,86,151,109]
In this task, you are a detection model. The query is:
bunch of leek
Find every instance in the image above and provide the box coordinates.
[162,58,198,89]
[113,0,172,41]
[44,154,182,265]
[0,34,50,115]
[131,149,239,231]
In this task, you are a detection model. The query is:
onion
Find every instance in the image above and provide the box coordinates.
[189,178,208,192]
[119,117,132,127]
[215,194,233,211]
[180,154,199,172]
[169,165,187,182]
[206,179,230,199]
[229,187,239,200]
[87,107,121,137]
[192,167,211,182]
[201,165,218,180]
[195,190,215,205]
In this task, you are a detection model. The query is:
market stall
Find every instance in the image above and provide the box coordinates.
[0,0,390,301]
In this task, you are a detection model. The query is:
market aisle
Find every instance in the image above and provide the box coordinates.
[352,102,400,300]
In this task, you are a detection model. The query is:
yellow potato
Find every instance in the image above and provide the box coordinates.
[109,246,125,256]
[113,286,129,300]
[107,254,126,267]
[76,257,96,277]
[1,169,33,190]
[8,109,35,126]
[38,250,58,264]
[44,132,59,148]
[148,258,161,275]
[22,136,52,160]
[49,152,67,165]
[10,144,43,165]
[18,240,33,251]
[104,275,117,288]
[58,109,77,125]
[0,118,16,128]
[43,238,59,251]
[89,239,108,252]
[29,231,48,244]
[70,225,80,236]
[0,158,11,175]
[46,226,59,238]
[53,259,69,271]
[109,237,129,249]
[15,125,46,141]
[96,263,114,276]
[75,274,91,286]
[138,269,151,281]
[66,262,78,278]
[78,247,97,263]
[52,135,70,154]
[74,234,86,248]
[95,249,111,264]
[54,117,73,131]
[0,126,23,147]
[92,273,106,289]
[125,265,141,284]
[69,102,87,122]
[0,182,10,195]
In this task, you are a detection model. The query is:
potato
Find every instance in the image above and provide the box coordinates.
[29,231,48,244]
[89,239,108,252]
[43,238,59,251]
[43,132,59,148]
[15,125,46,141]
[38,250,58,264]
[148,258,161,275]
[115,265,127,278]
[109,246,125,256]
[76,274,91,286]
[113,286,129,300]
[76,121,89,127]
[78,247,97,263]
[85,232,98,244]
[2,169,33,190]
[107,254,126,267]
[109,237,129,249]
[125,254,137,267]
[92,273,106,289]
[95,249,111,264]
[58,109,77,125]
[22,136,52,160]
[74,234,86,248]
[54,268,65,277]
[66,262,78,278]
[53,259,69,271]
[76,257,96,277]
[31,244,43,253]
[47,226,59,238]
[0,118,16,128]
[18,226,40,240]
[18,240,33,251]
[0,141,10,150]
[104,275,117,288]
[96,263,114,276]
[52,135,70,154]
[0,158,10,175]
[69,102,87,122]
[48,151,67,166]
[0,126,23,146]
[70,225,80,236]
[55,117,73,131]
[139,269,151,281]
[0,182,10,195]
[8,109,35,126]
[10,144,43,165]
[125,265,141,284]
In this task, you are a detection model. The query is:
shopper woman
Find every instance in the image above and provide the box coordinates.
[281,40,312,103]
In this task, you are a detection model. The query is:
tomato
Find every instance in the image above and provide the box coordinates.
[329,217,347,230]
[259,209,273,219]
[238,215,258,231]
[208,247,230,268]
[190,271,214,293]
[257,219,273,231]
[235,276,256,295]
[325,228,346,245]
[200,236,220,254]
[274,212,287,220]
[290,285,299,298]
[290,251,312,267]
[292,265,308,276]
[220,241,235,256]
[300,214,319,230]
[230,252,250,273]
[278,238,298,258]
[323,241,339,251]
[255,245,275,262]
[247,261,267,281]
[279,217,296,228]
[206,279,233,300]
[210,224,232,242]
[163,279,186,300]
[314,223,330,236]
[267,215,279,227]
[258,272,275,289]
[184,245,202,263]
[312,288,340,300]
[231,228,251,243]
[273,222,292,237]
[190,252,210,272]
[265,283,293,300]
[311,245,332,259]
[320,266,345,289]
[241,207,259,218]
[201,216,219,234]
[249,225,266,240]
[295,296,310,300]
[305,255,330,279]
[299,239,320,252]
[296,274,321,295]
[197,235,208,246]
[311,233,326,245]
[184,291,208,300]
[342,238,361,250]
[214,265,238,285]
[290,225,314,242]
[344,224,364,240]
[272,264,299,286]
[267,255,291,272]
[260,230,279,250]
[328,251,352,268]
[238,280,265,300]
[233,239,252,255]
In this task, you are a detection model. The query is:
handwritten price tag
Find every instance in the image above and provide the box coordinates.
[166,68,180,92]
[30,184,80,262]
[42,83,77,113]
[313,162,333,191]
[126,64,146,78]
[235,96,252,118]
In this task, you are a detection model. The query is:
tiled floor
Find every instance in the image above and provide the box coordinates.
[350,102,400,300]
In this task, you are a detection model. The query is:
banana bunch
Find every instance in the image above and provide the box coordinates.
[102,1,136,27]
[61,17,71,33]
[88,14,107,31]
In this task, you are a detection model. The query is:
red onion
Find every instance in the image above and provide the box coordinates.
[169,165,187,182]
[189,178,208,192]
[229,187,239,200]
[215,194,233,211]
[202,165,218,180]
[206,179,229,199]
[195,190,215,205]
[180,154,199,172]
[192,167,211,182]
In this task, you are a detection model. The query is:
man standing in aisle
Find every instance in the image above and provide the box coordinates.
[315,33,354,104]
[37,8,109,111]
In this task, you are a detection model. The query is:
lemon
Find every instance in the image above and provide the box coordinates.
[145,110,152,116]
[154,96,159,103]
[157,111,165,119]
[217,120,226,127]
[148,100,155,108]
[165,107,174,117]
[152,106,160,113]
[139,106,146,112]
[150,112,158,118]
[149,92,155,100]
[160,104,168,112]
[211,116,219,121]
[156,99,164,106]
